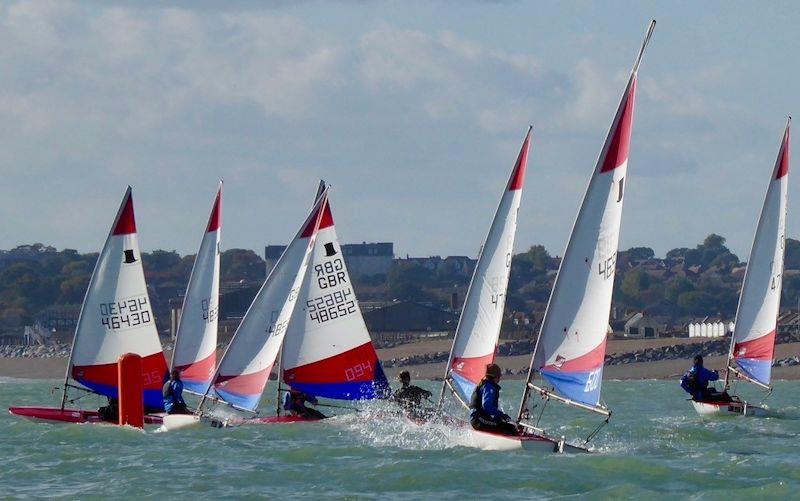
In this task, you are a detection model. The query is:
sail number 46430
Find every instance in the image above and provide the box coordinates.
[99,297,152,330]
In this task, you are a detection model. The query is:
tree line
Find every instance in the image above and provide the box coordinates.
[2,235,800,333]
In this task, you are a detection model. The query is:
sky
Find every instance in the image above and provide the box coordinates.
[0,1,798,260]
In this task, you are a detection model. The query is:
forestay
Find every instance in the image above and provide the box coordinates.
[441,128,531,405]
[206,190,328,411]
[521,22,653,412]
[171,183,222,394]
[67,187,168,409]
[728,119,790,388]
[281,191,389,400]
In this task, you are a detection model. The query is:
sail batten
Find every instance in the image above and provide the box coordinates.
[171,183,222,394]
[729,118,790,388]
[440,128,531,405]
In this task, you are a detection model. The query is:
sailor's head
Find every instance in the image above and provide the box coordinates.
[170,369,181,380]
[398,370,411,386]
[693,355,704,366]
[485,363,502,381]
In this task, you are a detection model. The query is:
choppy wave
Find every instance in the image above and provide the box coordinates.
[2,380,799,498]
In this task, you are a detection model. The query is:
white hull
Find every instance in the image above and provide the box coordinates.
[468,428,590,454]
[159,414,201,431]
[691,400,769,417]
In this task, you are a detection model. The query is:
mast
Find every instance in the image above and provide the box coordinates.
[517,20,655,423]
[437,126,532,411]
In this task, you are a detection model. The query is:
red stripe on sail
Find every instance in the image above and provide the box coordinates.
[734,330,776,362]
[542,342,606,373]
[507,129,532,191]
[214,366,272,396]
[175,351,216,383]
[207,189,222,232]
[72,351,168,392]
[451,353,496,385]
[600,78,637,173]
[283,342,380,384]
[112,192,137,235]
[775,121,790,179]
[300,199,334,238]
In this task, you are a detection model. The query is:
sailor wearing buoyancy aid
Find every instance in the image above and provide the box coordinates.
[680,355,725,401]
[469,363,518,436]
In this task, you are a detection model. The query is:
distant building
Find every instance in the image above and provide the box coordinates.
[342,242,394,278]
[265,242,394,279]
[623,312,664,338]
[264,245,286,275]
[363,300,457,335]
[687,316,732,338]
[36,304,81,332]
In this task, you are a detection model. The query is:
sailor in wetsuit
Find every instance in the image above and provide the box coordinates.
[162,369,190,414]
[98,397,119,422]
[681,355,731,402]
[391,370,433,415]
[469,363,518,436]
[283,389,326,420]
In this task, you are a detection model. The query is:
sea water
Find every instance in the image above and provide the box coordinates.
[1,379,798,499]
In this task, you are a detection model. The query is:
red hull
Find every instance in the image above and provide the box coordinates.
[8,406,164,425]
[243,415,324,424]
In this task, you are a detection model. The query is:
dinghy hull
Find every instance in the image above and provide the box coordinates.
[9,406,164,425]
[469,428,590,453]
[161,413,324,431]
[690,400,769,417]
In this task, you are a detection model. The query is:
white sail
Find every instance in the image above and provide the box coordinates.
[442,128,531,405]
[728,119,790,388]
[520,21,654,414]
[67,187,168,409]
[281,189,388,400]
[171,183,222,394]
[207,188,328,411]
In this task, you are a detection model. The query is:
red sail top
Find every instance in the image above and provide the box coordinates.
[207,187,222,232]
[300,193,334,238]
[112,189,137,236]
[507,128,532,191]
[775,118,791,180]
[600,77,637,173]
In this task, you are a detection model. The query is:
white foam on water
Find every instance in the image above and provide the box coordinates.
[333,400,472,450]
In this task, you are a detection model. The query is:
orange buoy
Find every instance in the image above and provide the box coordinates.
[117,353,144,428]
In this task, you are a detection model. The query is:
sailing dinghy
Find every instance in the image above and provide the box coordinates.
[170,183,222,395]
[434,128,531,421]
[277,183,389,413]
[9,188,169,425]
[489,21,655,453]
[692,118,790,417]
[161,187,329,430]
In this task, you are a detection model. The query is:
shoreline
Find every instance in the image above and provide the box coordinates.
[1,337,798,381]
